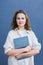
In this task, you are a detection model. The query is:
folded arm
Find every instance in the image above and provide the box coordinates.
[6,46,31,56]
[15,49,40,59]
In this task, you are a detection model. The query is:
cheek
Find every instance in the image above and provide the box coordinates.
[16,19,19,24]
[23,19,26,24]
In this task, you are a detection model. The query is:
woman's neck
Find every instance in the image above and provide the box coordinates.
[18,26,25,30]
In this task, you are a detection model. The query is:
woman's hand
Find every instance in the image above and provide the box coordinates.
[15,53,22,59]
[24,46,32,53]
[15,46,32,59]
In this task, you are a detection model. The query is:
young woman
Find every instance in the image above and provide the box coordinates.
[3,10,41,65]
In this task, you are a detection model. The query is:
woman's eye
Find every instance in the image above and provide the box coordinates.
[17,18,20,20]
[22,18,24,19]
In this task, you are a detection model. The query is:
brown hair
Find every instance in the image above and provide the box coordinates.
[11,10,31,30]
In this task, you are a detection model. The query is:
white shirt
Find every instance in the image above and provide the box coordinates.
[3,28,41,65]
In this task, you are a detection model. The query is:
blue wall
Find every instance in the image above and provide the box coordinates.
[0,0,43,65]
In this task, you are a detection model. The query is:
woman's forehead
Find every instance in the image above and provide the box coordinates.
[16,13,26,18]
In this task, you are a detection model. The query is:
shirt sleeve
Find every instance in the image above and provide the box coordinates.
[3,31,14,54]
[31,31,41,51]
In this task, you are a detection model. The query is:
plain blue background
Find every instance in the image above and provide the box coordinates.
[0,0,43,65]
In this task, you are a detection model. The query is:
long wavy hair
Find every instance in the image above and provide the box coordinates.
[11,10,31,30]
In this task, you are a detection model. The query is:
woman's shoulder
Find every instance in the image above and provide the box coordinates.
[27,30,37,39]
[27,30,35,35]
[7,29,16,36]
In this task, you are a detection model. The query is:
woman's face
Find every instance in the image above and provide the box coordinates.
[16,13,26,28]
